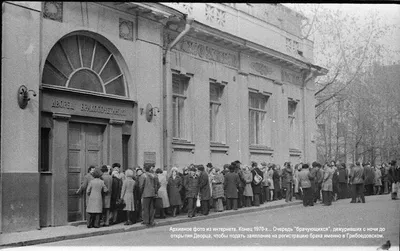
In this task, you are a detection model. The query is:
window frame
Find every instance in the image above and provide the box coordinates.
[209,81,227,144]
[172,73,192,142]
[248,91,270,147]
[288,98,299,149]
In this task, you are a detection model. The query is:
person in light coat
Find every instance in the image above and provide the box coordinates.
[242,165,254,207]
[297,164,313,207]
[211,167,225,212]
[322,163,334,206]
[374,165,382,195]
[120,169,136,225]
[76,166,95,220]
[267,165,274,201]
[156,168,170,218]
[86,168,108,228]
[101,165,112,226]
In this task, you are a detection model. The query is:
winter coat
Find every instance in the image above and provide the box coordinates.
[77,173,94,196]
[381,167,388,182]
[388,166,400,183]
[224,172,240,198]
[373,169,382,186]
[262,169,269,187]
[338,167,348,183]
[267,169,274,190]
[281,167,294,188]
[121,177,135,211]
[322,167,333,192]
[251,167,264,194]
[185,175,199,199]
[198,171,211,201]
[308,167,317,190]
[110,176,123,210]
[167,175,182,206]
[350,166,365,184]
[364,166,375,185]
[298,169,312,188]
[293,169,300,193]
[140,172,160,198]
[243,170,253,197]
[101,173,112,209]
[86,178,108,213]
[157,172,170,208]
[316,168,324,184]
[212,173,225,199]
[273,170,281,192]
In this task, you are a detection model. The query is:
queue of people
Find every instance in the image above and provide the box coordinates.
[76,159,400,228]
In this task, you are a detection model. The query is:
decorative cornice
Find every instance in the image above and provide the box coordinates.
[164,32,238,68]
[281,69,301,84]
[250,62,274,77]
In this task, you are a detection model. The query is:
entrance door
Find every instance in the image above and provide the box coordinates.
[68,123,104,222]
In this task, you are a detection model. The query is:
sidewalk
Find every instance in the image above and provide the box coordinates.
[0,199,302,247]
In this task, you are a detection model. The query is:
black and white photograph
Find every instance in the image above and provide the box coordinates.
[1,2,399,251]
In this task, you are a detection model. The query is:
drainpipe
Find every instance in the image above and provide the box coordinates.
[162,16,193,171]
[302,66,317,163]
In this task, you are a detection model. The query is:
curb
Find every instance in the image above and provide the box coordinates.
[1,201,302,247]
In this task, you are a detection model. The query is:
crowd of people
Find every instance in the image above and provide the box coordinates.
[76,159,400,228]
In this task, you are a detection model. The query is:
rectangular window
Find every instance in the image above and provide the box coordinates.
[40,128,51,172]
[210,82,226,144]
[172,74,191,141]
[288,99,298,149]
[249,92,269,146]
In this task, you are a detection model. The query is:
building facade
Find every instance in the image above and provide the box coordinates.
[1,2,326,233]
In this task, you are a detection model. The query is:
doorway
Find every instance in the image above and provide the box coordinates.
[67,123,104,222]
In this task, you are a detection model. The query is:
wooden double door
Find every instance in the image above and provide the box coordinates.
[67,123,104,222]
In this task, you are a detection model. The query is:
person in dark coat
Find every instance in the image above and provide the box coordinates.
[86,168,108,228]
[233,161,245,208]
[332,165,340,201]
[309,162,319,201]
[272,166,281,200]
[381,163,389,194]
[337,163,348,199]
[349,162,365,203]
[134,167,144,222]
[109,170,123,225]
[281,162,293,203]
[185,167,199,218]
[251,162,264,206]
[224,164,240,210]
[388,160,400,200]
[140,165,160,227]
[180,166,190,214]
[101,165,112,226]
[197,165,211,215]
[167,167,182,217]
[363,163,375,196]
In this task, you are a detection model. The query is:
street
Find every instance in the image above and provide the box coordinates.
[41,195,399,247]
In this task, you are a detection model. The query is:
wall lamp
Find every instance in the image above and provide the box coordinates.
[144,103,160,122]
[17,85,37,109]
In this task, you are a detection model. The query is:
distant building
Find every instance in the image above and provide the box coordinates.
[1,2,326,233]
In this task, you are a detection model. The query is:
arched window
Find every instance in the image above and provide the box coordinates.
[42,35,126,96]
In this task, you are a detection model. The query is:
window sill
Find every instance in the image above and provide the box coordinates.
[210,142,229,153]
[289,148,302,156]
[249,145,274,155]
[40,171,52,175]
[172,139,195,152]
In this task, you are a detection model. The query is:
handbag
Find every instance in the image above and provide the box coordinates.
[154,197,163,209]
[116,198,126,210]
[253,172,262,185]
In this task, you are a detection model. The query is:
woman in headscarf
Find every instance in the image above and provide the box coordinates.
[211,167,225,212]
[156,168,170,219]
[167,167,182,217]
[86,168,108,228]
[120,169,136,225]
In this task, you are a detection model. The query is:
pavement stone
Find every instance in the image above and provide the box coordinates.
[0,199,302,247]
